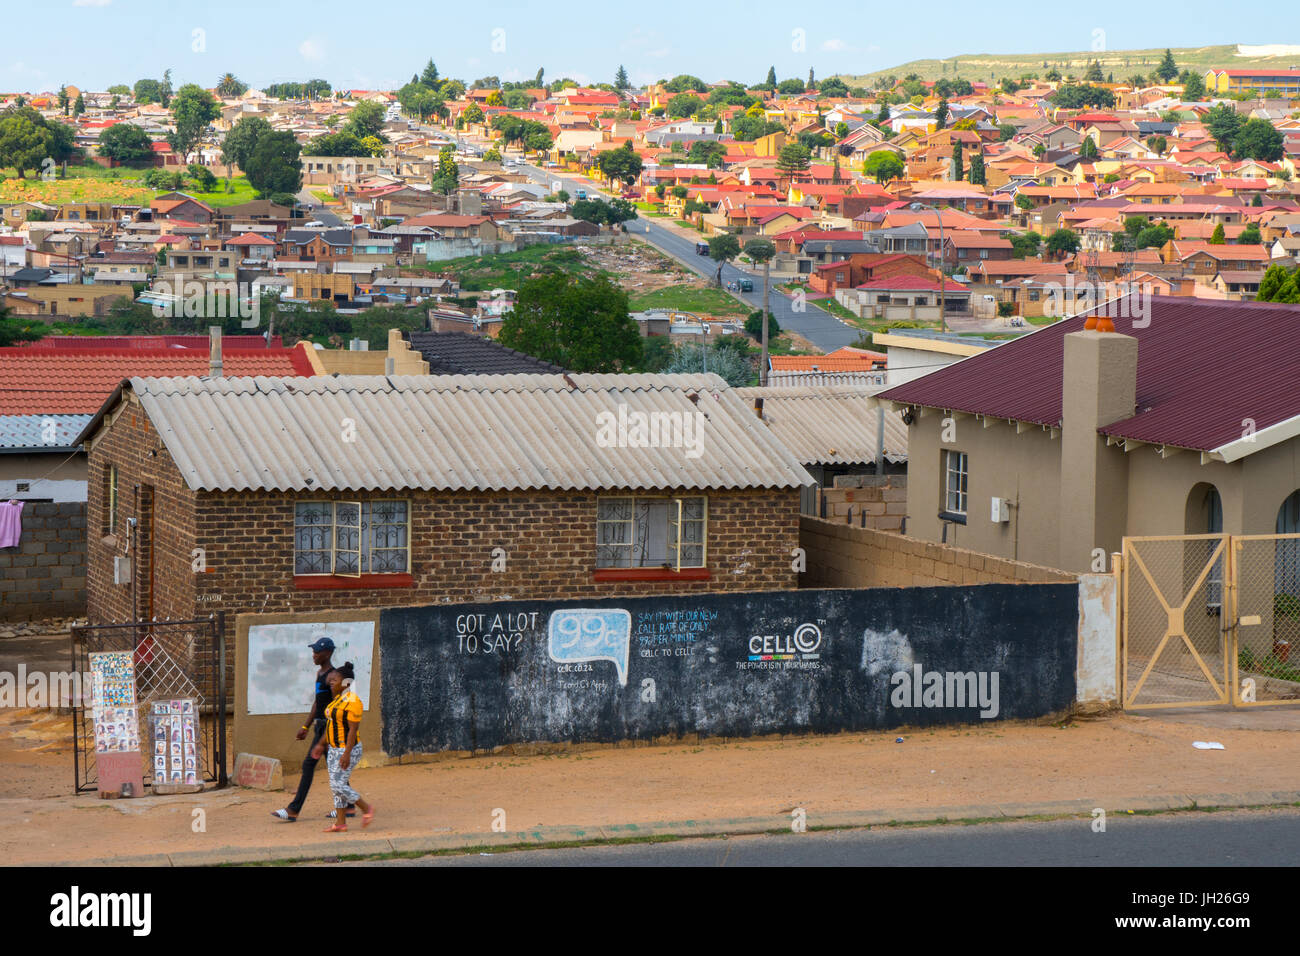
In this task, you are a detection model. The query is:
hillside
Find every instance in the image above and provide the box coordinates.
[837,43,1300,85]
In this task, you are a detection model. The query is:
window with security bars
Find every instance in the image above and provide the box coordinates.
[294,500,409,576]
[943,450,968,518]
[596,496,707,570]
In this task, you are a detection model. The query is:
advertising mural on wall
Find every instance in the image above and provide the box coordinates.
[381,585,1078,755]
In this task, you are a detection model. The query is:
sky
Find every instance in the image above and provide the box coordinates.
[0,0,1276,94]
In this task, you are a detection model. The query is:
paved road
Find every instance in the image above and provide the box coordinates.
[515,162,863,351]
[385,808,1300,866]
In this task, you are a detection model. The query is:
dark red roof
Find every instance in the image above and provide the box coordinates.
[879,296,1300,452]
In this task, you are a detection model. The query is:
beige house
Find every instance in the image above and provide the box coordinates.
[879,297,1300,573]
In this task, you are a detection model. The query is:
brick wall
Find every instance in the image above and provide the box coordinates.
[0,502,87,621]
[800,515,1075,588]
[87,396,801,666]
[815,475,907,533]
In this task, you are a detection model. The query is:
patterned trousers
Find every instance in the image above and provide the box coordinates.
[326,743,362,809]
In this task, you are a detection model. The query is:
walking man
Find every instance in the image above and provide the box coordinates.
[271,635,353,822]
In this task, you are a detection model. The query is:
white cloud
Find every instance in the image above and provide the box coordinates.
[72,0,111,6]
[821,38,849,52]
[298,37,326,62]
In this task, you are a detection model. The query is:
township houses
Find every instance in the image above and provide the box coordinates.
[879,297,1300,573]
[77,374,812,649]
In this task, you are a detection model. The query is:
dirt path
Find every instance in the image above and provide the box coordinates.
[5,706,1299,865]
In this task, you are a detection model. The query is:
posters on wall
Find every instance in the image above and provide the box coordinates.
[246,620,374,715]
[150,700,200,787]
[89,651,141,755]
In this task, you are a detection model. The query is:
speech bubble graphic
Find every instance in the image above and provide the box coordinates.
[548,608,631,687]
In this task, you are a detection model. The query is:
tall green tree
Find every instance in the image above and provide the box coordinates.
[421,59,440,87]
[1205,103,1243,153]
[73,94,85,117]
[498,273,642,372]
[707,233,741,287]
[1155,49,1179,84]
[863,150,903,183]
[344,100,387,140]
[216,73,248,97]
[597,140,643,191]
[951,141,964,181]
[775,142,811,185]
[168,84,220,161]
[1208,223,1226,245]
[934,98,949,129]
[220,115,271,170]
[1234,118,1284,161]
[57,86,69,115]
[0,107,59,178]
[743,239,776,385]
[1079,135,1098,159]
[968,152,985,185]
[1046,227,1080,257]
[98,122,153,164]
[243,130,302,197]
[615,65,630,90]
[432,144,458,195]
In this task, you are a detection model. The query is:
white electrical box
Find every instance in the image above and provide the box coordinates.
[113,556,132,585]
[991,497,1010,523]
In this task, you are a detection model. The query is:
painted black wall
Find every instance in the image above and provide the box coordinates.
[381,583,1078,755]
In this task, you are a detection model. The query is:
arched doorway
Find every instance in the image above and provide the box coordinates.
[1277,491,1300,599]
[1186,484,1223,611]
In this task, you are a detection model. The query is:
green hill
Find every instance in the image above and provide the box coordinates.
[837,43,1300,85]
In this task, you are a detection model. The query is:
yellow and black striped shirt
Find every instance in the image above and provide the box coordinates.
[324,689,362,747]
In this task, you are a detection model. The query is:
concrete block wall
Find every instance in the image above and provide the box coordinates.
[800,514,1075,589]
[817,477,908,533]
[0,502,87,621]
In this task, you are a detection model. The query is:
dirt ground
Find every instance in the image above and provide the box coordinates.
[5,699,1300,865]
[581,240,694,297]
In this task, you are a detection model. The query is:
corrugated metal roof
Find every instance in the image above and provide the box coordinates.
[107,374,814,493]
[734,387,908,466]
[879,296,1300,453]
[0,414,92,451]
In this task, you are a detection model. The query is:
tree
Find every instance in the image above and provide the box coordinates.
[535,67,545,88]
[133,73,173,107]
[1256,264,1296,301]
[217,73,248,97]
[1048,84,1116,109]
[998,123,1017,141]
[243,130,302,196]
[950,141,964,181]
[107,84,130,96]
[968,152,986,185]
[1008,231,1042,258]
[1045,228,1080,257]
[743,239,776,383]
[759,66,777,91]
[1045,67,1062,82]
[421,59,440,87]
[1155,49,1179,84]
[663,341,753,385]
[777,78,806,94]
[485,90,504,107]
[1205,103,1243,153]
[168,84,220,161]
[498,273,641,372]
[1181,72,1206,101]
[359,135,385,157]
[1239,224,1262,245]
[666,92,703,118]
[1079,135,1098,159]
[0,108,54,178]
[73,94,85,118]
[1015,193,1033,211]
[615,65,630,90]
[98,122,153,164]
[432,144,458,195]
[306,131,369,156]
[1207,222,1226,245]
[187,163,217,191]
[220,116,270,173]
[707,233,741,286]
[935,98,949,129]
[57,86,69,115]
[818,77,850,98]
[1084,60,1104,83]
[344,100,386,141]
[463,103,485,124]
[1234,118,1284,161]
[484,146,502,163]
[863,150,904,184]
[775,142,811,185]
[1146,135,1167,155]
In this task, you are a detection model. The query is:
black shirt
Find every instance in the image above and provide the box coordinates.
[313,666,336,720]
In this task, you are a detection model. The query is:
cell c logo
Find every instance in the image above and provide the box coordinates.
[793,623,822,654]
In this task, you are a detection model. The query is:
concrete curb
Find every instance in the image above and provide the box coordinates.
[30,790,1300,866]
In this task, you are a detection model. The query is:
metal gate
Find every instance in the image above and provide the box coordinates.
[72,615,228,793]
[1121,534,1300,709]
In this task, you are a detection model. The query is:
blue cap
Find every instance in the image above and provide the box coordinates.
[308,636,335,652]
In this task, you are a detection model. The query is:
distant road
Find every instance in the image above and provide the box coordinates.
[512,161,862,352]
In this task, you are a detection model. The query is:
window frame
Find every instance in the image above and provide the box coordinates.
[107,464,119,536]
[595,494,708,571]
[293,499,411,577]
[941,449,969,523]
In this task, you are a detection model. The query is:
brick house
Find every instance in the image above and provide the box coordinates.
[279,228,354,265]
[808,252,934,295]
[79,374,810,656]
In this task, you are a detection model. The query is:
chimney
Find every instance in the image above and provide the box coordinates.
[208,326,222,378]
[1057,327,1136,571]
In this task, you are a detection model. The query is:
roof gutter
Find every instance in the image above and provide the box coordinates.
[1206,412,1300,464]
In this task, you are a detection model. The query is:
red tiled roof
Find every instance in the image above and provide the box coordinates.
[880,297,1300,451]
[0,346,315,414]
[857,275,966,292]
[770,350,886,371]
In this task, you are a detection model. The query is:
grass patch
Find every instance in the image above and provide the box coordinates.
[425,244,596,291]
[1026,314,1059,326]
[627,285,747,316]
[184,176,259,208]
[818,297,863,324]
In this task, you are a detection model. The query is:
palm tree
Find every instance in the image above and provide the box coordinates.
[217,73,246,98]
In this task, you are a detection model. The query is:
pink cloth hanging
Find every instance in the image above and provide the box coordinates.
[0,500,23,548]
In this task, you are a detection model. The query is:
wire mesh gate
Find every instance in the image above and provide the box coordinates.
[72,615,228,794]
[1122,535,1300,709]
